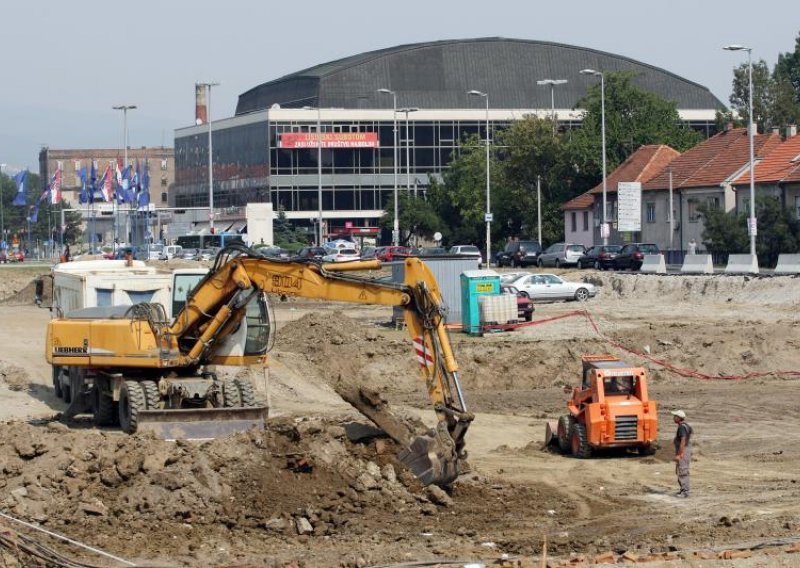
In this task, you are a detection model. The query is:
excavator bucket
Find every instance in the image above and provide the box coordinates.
[544,421,559,447]
[135,406,269,440]
[398,428,460,487]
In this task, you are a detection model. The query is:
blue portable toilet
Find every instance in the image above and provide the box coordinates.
[460,269,501,335]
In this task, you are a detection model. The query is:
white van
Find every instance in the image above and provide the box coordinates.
[159,245,183,260]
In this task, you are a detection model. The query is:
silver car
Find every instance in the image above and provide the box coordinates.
[509,273,596,302]
[537,243,586,268]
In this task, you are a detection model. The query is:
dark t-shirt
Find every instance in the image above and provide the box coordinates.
[673,422,692,453]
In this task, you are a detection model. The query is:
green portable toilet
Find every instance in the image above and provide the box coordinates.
[460,269,501,335]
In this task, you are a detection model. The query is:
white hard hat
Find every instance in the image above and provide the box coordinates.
[671,410,686,419]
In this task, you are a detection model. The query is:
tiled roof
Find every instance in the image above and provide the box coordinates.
[643,128,782,191]
[562,191,595,210]
[731,134,800,185]
[588,145,679,195]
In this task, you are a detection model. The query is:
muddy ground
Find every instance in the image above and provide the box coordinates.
[1,267,800,566]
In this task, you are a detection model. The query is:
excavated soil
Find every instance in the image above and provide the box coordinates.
[2,269,800,566]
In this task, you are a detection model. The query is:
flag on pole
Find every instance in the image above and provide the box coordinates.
[99,166,113,202]
[49,169,62,205]
[117,165,134,203]
[12,170,28,206]
[90,160,98,202]
[137,159,150,208]
[77,168,89,204]
[30,205,39,223]
[115,158,123,186]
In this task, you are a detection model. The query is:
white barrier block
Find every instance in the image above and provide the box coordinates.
[725,254,759,274]
[680,254,714,274]
[774,254,800,274]
[640,254,666,274]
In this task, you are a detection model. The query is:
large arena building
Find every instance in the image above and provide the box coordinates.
[172,37,725,240]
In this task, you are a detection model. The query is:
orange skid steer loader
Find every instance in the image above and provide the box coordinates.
[546,355,658,458]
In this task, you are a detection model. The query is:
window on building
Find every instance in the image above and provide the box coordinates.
[646,202,656,223]
[706,196,720,210]
[571,211,577,232]
[688,198,699,222]
[160,192,168,203]
[161,175,168,187]
[161,159,168,170]
[582,211,589,231]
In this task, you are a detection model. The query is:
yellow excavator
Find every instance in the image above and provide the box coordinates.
[40,243,472,486]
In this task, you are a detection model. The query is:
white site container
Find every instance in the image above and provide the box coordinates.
[478,294,517,325]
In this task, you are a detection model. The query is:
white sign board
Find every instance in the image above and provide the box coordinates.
[617,182,642,232]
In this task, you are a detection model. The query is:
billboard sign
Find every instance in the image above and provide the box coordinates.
[617,182,642,232]
[279,132,379,149]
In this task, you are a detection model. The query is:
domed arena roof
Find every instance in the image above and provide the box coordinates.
[235,37,725,115]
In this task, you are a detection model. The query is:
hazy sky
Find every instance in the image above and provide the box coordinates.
[0,0,796,171]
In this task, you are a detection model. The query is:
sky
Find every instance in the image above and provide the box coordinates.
[0,0,797,172]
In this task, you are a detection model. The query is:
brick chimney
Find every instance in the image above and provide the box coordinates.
[195,83,207,125]
[787,125,797,139]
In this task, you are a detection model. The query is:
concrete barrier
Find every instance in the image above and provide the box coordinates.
[725,254,759,274]
[640,254,666,274]
[774,254,800,274]
[680,255,714,274]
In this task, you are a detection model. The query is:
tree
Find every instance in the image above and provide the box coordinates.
[272,207,306,251]
[379,191,444,245]
[729,60,775,132]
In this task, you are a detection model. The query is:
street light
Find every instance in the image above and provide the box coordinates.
[724,44,757,261]
[303,105,325,245]
[536,79,568,136]
[196,81,220,233]
[378,88,399,245]
[580,69,608,245]
[112,105,137,247]
[468,90,491,266]
[398,107,419,203]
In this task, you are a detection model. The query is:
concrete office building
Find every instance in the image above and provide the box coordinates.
[173,37,725,241]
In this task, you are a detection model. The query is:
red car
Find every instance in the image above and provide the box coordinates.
[376,246,412,262]
[501,284,534,322]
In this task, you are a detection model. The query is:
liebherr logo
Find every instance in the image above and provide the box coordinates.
[54,338,88,355]
[271,275,302,290]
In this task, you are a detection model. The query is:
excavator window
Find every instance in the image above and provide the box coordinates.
[243,293,272,355]
[603,376,635,395]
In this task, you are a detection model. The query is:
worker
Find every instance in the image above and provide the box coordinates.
[61,244,71,263]
[671,409,693,498]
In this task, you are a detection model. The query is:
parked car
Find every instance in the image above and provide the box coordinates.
[496,240,543,268]
[577,245,623,270]
[499,271,529,283]
[195,248,216,262]
[158,245,183,260]
[297,246,327,260]
[509,273,596,302]
[612,243,660,271]
[413,246,448,257]
[376,245,413,261]
[322,248,360,262]
[181,248,199,260]
[501,284,535,322]
[147,244,164,261]
[537,243,586,268]
[360,246,377,260]
[449,245,483,264]
[259,246,290,259]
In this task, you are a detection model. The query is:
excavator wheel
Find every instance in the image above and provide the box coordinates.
[570,422,592,459]
[140,380,161,410]
[52,366,63,399]
[119,380,146,434]
[557,415,573,453]
[92,385,117,426]
[234,378,258,407]
[638,444,657,456]
[222,379,242,408]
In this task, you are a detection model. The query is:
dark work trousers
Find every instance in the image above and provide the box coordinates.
[676,446,691,495]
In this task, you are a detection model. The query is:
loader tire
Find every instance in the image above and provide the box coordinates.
[92,387,117,426]
[222,379,242,408]
[570,422,592,459]
[119,380,145,434]
[235,378,258,407]
[557,415,573,453]
[52,366,63,399]
[638,444,657,456]
[62,381,72,404]
[140,380,161,410]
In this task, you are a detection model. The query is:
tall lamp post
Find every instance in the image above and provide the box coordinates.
[536,79,568,136]
[398,107,419,196]
[378,88,399,245]
[301,105,325,245]
[468,90,491,266]
[579,69,608,245]
[0,163,6,244]
[196,81,220,233]
[112,105,136,247]
[724,44,757,260]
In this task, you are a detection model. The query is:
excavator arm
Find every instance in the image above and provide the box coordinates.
[165,245,473,486]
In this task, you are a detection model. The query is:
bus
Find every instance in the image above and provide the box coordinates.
[175,233,244,250]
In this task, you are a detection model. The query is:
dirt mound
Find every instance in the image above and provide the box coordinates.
[0,278,45,306]
[0,362,32,391]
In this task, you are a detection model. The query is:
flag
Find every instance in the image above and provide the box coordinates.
[137,159,150,208]
[29,205,38,223]
[115,158,123,185]
[99,166,113,202]
[90,160,98,202]
[134,159,141,192]
[117,165,134,203]
[77,168,89,204]
[12,170,28,206]
[49,169,62,205]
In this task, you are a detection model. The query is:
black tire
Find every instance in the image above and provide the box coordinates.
[524,311,533,322]
[570,422,592,458]
[62,381,72,404]
[574,287,590,302]
[537,259,543,268]
[140,380,161,410]
[53,366,63,399]
[92,386,117,426]
[119,380,145,434]
[557,415,572,453]
[638,444,657,456]
[223,379,242,408]
[510,258,517,268]
[235,378,258,407]
[519,290,530,299]
[555,259,561,269]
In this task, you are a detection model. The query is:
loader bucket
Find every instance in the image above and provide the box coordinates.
[398,427,460,487]
[544,421,559,447]
[135,406,268,440]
